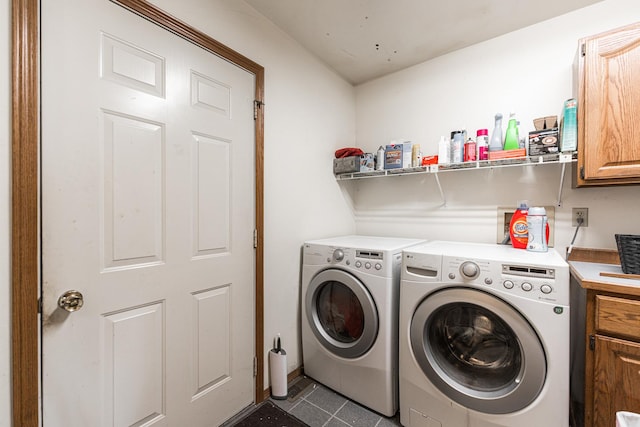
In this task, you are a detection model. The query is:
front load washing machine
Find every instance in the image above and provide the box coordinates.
[301,235,424,416]
[399,241,570,427]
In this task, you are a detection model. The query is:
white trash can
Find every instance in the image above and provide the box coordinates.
[617,411,640,427]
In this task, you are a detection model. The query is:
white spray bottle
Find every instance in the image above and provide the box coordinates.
[489,113,504,151]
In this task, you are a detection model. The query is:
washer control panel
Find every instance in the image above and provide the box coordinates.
[443,256,561,303]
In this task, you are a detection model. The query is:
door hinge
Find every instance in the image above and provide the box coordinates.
[589,334,595,351]
[253,229,258,248]
[253,356,258,377]
[253,100,264,120]
[580,166,585,180]
[581,43,586,57]
[38,297,42,314]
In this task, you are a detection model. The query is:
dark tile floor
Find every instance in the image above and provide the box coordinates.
[270,377,402,427]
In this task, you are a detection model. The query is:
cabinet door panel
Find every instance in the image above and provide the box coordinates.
[579,23,640,185]
[593,335,640,427]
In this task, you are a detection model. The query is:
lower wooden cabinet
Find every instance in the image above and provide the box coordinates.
[591,335,640,426]
[585,292,640,426]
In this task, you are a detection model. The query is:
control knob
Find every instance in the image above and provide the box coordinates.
[460,261,480,279]
[333,249,344,262]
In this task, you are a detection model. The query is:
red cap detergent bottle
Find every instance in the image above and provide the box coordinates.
[509,202,530,249]
[509,202,550,249]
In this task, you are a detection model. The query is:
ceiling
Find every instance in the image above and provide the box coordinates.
[245,0,603,85]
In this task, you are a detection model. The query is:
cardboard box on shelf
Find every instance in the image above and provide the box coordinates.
[384,144,403,169]
[529,128,559,156]
[359,153,375,172]
[421,155,438,165]
[400,141,413,168]
[560,98,577,152]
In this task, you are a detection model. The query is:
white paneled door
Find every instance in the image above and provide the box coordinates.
[41,1,256,426]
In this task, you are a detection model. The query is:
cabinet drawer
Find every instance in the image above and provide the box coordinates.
[596,295,640,339]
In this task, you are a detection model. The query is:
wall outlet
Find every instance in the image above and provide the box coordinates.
[572,208,589,227]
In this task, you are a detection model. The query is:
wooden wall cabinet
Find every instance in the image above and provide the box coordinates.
[575,22,640,186]
[585,291,640,426]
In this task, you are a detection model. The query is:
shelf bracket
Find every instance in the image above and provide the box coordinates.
[556,154,571,207]
[433,172,446,206]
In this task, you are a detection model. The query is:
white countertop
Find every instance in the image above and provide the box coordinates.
[570,260,640,296]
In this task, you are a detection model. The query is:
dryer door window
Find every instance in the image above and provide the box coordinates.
[306,269,378,359]
[316,281,365,343]
[410,287,546,414]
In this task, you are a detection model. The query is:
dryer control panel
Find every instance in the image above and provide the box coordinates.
[303,243,400,278]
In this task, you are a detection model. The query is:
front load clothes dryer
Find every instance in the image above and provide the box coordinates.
[301,235,425,417]
[399,241,570,427]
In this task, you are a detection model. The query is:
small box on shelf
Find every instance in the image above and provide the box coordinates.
[529,128,559,156]
[359,153,375,172]
[488,148,526,160]
[333,156,359,174]
[384,144,403,169]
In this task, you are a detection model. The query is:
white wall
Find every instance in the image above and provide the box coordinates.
[353,0,640,252]
[1,0,11,423]
[146,0,357,388]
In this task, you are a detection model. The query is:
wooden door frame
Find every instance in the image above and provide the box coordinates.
[11,0,265,425]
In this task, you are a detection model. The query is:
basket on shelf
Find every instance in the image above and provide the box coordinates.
[615,234,640,275]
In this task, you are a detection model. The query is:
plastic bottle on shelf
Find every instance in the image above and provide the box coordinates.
[476,129,489,160]
[489,113,504,151]
[411,144,421,167]
[438,136,450,165]
[376,146,385,170]
[503,112,520,150]
[451,132,464,163]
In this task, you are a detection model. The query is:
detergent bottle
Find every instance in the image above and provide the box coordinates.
[526,207,549,252]
[509,201,529,249]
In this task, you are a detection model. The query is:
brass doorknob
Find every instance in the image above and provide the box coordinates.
[58,290,84,312]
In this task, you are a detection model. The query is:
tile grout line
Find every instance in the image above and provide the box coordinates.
[300,395,339,418]
[321,400,350,427]
[290,386,346,426]
[286,383,395,427]
[289,384,318,413]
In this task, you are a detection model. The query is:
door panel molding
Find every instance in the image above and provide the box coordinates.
[11,0,265,425]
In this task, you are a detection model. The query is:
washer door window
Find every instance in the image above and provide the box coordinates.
[410,288,546,414]
[306,269,378,359]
